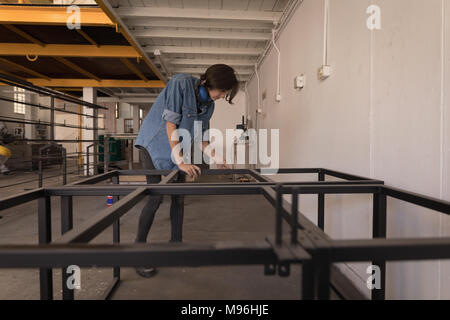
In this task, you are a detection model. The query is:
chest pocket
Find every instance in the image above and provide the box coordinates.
[181,104,199,121]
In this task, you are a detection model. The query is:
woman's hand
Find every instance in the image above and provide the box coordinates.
[178,163,202,178]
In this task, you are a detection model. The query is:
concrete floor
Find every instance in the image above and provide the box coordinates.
[0,169,337,300]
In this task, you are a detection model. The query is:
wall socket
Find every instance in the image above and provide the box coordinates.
[318,65,332,80]
[294,75,306,89]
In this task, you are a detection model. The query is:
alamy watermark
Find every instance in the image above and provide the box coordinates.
[367,5,381,30]
[66,265,81,290]
[169,122,280,174]
[66,6,81,30]
[366,265,381,290]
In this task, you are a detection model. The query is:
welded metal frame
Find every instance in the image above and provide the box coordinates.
[0,168,449,301]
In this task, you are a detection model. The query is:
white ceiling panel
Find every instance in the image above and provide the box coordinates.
[104,0,292,98]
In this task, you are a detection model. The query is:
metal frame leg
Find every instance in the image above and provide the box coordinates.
[61,196,74,300]
[372,192,387,300]
[38,196,53,300]
[318,171,325,230]
[301,261,314,300]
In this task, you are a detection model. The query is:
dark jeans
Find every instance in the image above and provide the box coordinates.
[135,146,185,243]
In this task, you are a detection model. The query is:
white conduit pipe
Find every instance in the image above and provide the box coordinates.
[272,29,282,102]
[323,0,330,66]
[255,63,262,129]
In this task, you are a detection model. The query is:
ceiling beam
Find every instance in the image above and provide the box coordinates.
[27,78,165,88]
[122,17,275,30]
[134,29,271,41]
[120,58,148,82]
[0,6,114,26]
[145,46,263,56]
[52,87,83,92]
[76,29,99,47]
[0,57,50,80]
[96,0,167,84]
[53,57,101,81]
[117,7,282,23]
[169,58,256,68]
[0,43,140,58]
[2,24,45,47]
[0,70,27,81]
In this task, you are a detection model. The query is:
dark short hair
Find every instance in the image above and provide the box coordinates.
[200,64,239,104]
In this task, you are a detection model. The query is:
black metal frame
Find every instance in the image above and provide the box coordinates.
[0,168,449,300]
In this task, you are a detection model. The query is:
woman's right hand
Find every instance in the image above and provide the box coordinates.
[178,163,202,178]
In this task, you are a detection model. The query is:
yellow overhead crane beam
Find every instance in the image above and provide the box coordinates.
[0,5,166,89]
[0,5,114,26]
[26,79,165,88]
[0,43,140,58]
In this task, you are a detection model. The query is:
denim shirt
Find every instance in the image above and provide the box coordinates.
[135,74,215,170]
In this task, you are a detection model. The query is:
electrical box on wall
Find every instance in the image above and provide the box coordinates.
[318,65,332,80]
[294,75,306,90]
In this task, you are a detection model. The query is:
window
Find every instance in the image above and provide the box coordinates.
[124,118,133,133]
[14,87,26,114]
[115,102,119,119]
[139,107,144,127]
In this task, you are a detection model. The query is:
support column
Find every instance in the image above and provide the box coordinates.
[132,104,139,164]
[82,88,97,176]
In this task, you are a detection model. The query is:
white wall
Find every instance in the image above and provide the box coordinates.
[209,90,247,163]
[247,0,450,299]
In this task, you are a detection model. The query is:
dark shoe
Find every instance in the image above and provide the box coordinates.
[135,267,157,278]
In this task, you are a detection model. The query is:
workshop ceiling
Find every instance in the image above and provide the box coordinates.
[106,0,290,84]
[0,0,291,103]
[0,2,164,100]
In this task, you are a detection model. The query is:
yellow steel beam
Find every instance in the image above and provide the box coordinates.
[52,87,83,91]
[54,57,101,81]
[0,70,27,81]
[0,6,114,26]
[0,43,140,58]
[120,58,148,82]
[95,0,166,83]
[76,29,99,47]
[3,24,45,46]
[28,78,165,88]
[0,57,50,80]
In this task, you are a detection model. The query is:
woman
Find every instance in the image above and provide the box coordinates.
[134,64,239,277]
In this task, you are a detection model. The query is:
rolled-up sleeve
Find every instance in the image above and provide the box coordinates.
[162,77,184,125]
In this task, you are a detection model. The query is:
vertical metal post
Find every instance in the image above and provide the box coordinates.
[38,159,43,188]
[77,150,80,176]
[62,148,67,185]
[86,146,90,177]
[315,250,331,300]
[38,196,53,300]
[275,184,283,246]
[291,188,298,245]
[301,261,314,300]
[50,97,55,141]
[318,171,325,230]
[61,196,74,300]
[112,175,120,280]
[104,135,109,174]
[372,192,387,300]
[93,107,99,175]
